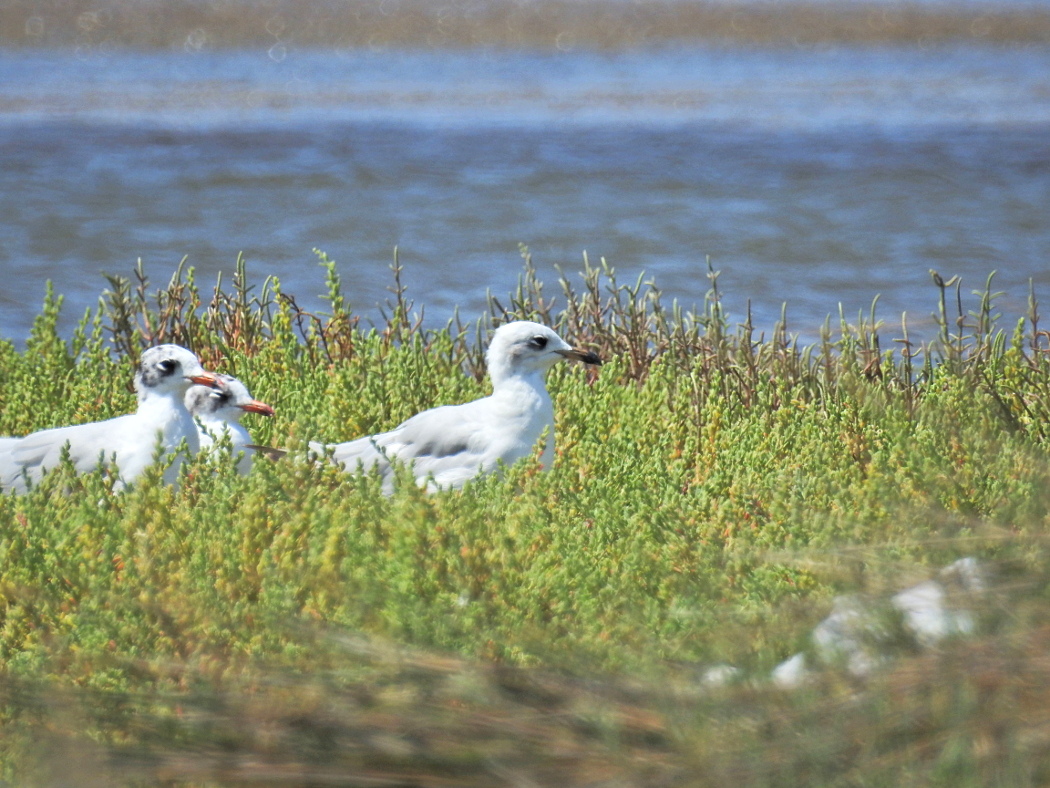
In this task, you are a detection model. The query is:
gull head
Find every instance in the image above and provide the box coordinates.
[486,321,602,386]
[135,345,219,400]
[185,373,275,423]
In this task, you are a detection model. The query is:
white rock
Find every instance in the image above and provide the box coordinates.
[891,579,974,646]
[771,653,809,688]
[811,595,887,677]
[941,556,987,592]
[701,664,741,687]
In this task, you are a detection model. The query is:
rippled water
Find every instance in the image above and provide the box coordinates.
[1,44,1048,343]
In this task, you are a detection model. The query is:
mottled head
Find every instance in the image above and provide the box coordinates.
[135,345,218,400]
[185,373,275,423]
[485,321,602,387]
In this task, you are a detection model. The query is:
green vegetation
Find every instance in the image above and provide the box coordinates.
[3,253,1050,785]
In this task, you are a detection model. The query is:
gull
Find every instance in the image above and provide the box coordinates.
[313,320,602,493]
[0,345,219,493]
[185,373,275,473]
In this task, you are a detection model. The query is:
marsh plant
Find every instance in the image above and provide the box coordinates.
[3,251,1050,786]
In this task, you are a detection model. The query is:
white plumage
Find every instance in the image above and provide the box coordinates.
[0,345,218,492]
[185,373,274,474]
[313,320,601,493]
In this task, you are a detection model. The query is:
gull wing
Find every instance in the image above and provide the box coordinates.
[384,403,492,462]
[310,432,399,492]
[322,399,499,491]
[0,416,135,490]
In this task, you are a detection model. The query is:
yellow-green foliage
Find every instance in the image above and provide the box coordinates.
[4,257,1050,786]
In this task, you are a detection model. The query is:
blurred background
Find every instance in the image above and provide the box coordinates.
[1,0,1048,342]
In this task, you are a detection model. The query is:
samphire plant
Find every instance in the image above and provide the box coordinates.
[3,250,1050,787]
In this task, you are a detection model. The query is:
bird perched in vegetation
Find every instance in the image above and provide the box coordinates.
[0,345,219,492]
[312,320,601,493]
[185,373,274,473]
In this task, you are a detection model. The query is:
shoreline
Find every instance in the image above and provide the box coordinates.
[4,0,1050,50]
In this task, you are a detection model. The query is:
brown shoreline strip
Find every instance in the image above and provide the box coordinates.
[5,0,1050,50]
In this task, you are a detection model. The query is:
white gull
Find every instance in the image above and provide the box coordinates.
[0,345,218,492]
[185,372,275,474]
[312,320,601,493]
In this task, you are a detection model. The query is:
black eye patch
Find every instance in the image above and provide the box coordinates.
[157,359,177,375]
[529,335,548,350]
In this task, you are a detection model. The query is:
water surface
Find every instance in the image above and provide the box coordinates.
[1,45,1048,343]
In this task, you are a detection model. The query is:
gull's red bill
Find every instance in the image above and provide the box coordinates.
[239,399,275,417]
[187,372,221,388]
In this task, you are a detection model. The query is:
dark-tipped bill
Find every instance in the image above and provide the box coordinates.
[187,372,221,388]
[239,399,275,417]
[556,347,603,366]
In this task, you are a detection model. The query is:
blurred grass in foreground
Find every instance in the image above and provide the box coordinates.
[3,252,1050,785]
[4,0,1050,50]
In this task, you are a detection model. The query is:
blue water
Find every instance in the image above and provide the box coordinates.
[1,45,1048,343]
